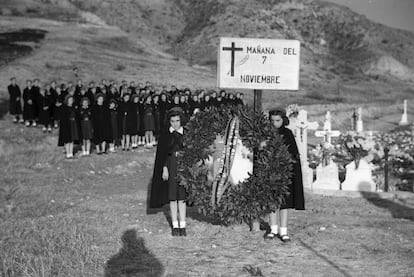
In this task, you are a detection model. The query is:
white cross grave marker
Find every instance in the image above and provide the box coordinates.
[356,107,363,132]
[399,99,409,126]
[315,111,340,145]
[287,109,319,189]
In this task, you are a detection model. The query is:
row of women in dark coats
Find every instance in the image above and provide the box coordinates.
[57,91,244,147]
[58,94,155,147]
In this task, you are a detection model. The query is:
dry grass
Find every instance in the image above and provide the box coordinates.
[0,114,414,276]
[0,8,414,276]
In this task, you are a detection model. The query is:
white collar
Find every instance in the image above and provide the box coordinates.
[169,126,183,134]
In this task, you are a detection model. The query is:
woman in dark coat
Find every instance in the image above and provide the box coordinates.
[158,92,170,132]
[129,94,140,148]
[143,95,155,147]
[117,93,131,150]
[149,107,187,237]
[79,97,93,156]
[58,95,79,159]
[108,99,119,153]
[23,80,35,127]
[92,93,111,154]
[152,94,161,139]
[53,86,64,128]
[265,108,305,242]
[38,88,52,132]
[8,77,23,123]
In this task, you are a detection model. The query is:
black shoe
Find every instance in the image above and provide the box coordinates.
[179,228,187,237]
[279,234,291,243]
[172,228,180,236]
[264,232,277,240]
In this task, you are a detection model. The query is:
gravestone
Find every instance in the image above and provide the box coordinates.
[312,162,340,190]
[315,111,340,145]
[341,159,376,192]
[356,107,363,133]
[323,111,332,132]
[287,109,319,189]
[399,99,409,126]
[352,109,358,131]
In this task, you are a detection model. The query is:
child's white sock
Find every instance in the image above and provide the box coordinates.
[172,221,179,228]
[271,225,279,234]
[279,227,287,236]
[179,221,186,228]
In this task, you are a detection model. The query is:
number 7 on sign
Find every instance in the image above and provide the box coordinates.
[262,56,267,64]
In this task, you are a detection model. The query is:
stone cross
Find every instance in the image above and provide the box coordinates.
[315,129,341,145]
[352,108,358,131]
[315,111,340,145]
[356,107,363,132]
[287,109,319,189]
[399,99,408,125]
[323,111,332,132]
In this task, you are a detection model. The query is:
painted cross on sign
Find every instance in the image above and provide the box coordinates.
[222,42,243,77]
[218,37,300,90]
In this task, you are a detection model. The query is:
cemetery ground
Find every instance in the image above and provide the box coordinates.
[1,118,413,277]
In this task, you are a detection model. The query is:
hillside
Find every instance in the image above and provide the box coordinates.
[0,0,414,111]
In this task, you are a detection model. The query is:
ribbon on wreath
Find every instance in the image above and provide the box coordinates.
[210,116,240,206]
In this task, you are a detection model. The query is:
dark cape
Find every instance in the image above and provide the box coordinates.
[58,105,79,146]
[278,126,305,210]
[92,104,111,144]
[8,84,22,115]
[23,87,35,120]
[38,93,52,125]
[149,129,186,208]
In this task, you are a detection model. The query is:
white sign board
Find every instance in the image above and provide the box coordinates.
[217,37,300,90]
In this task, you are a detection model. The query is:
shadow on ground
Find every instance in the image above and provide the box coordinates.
[104,229,164,277]
[360,191,414,221]
[298,239,352,277]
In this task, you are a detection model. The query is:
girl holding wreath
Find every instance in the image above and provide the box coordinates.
[149,107,187,237]
[265,107,305,242]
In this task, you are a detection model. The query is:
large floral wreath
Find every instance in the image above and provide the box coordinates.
[177,106,293,225]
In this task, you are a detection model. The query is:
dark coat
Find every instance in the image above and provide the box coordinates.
[117,101,129,136]
[109,108,119,141]
[128,102,139,135]
[31,86,40,118]
[8,84,22,115]
[158,100,170,131]
[38,93,52,125]
[278,126,305,210]
[58,105,79,146]
[149,129,186,208]
[54,92,65,121]
[92,104,111,144]
[23,87,35,120]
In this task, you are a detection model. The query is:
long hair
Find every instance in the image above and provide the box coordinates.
[269,108,289,127]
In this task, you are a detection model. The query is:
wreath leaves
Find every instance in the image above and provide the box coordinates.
[178,106,292,225]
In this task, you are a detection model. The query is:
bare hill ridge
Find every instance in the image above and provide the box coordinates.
[1,0,414,110]
[8,0,412,83]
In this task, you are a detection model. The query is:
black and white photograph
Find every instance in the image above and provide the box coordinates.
[0,0,413,276]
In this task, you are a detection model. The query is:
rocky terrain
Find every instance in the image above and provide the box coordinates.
[0,0,413,121]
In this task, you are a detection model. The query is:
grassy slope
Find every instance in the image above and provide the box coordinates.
[0,4,414,275]
[0,117,413,276]
[0,15,216,95]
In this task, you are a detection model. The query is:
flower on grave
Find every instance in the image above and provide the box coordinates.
[286,104,300,118]
[339,131,376,169]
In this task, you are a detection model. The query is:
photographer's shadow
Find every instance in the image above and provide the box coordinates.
[104,229,163,277]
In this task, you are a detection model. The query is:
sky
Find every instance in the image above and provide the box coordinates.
[323,0,414,33]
